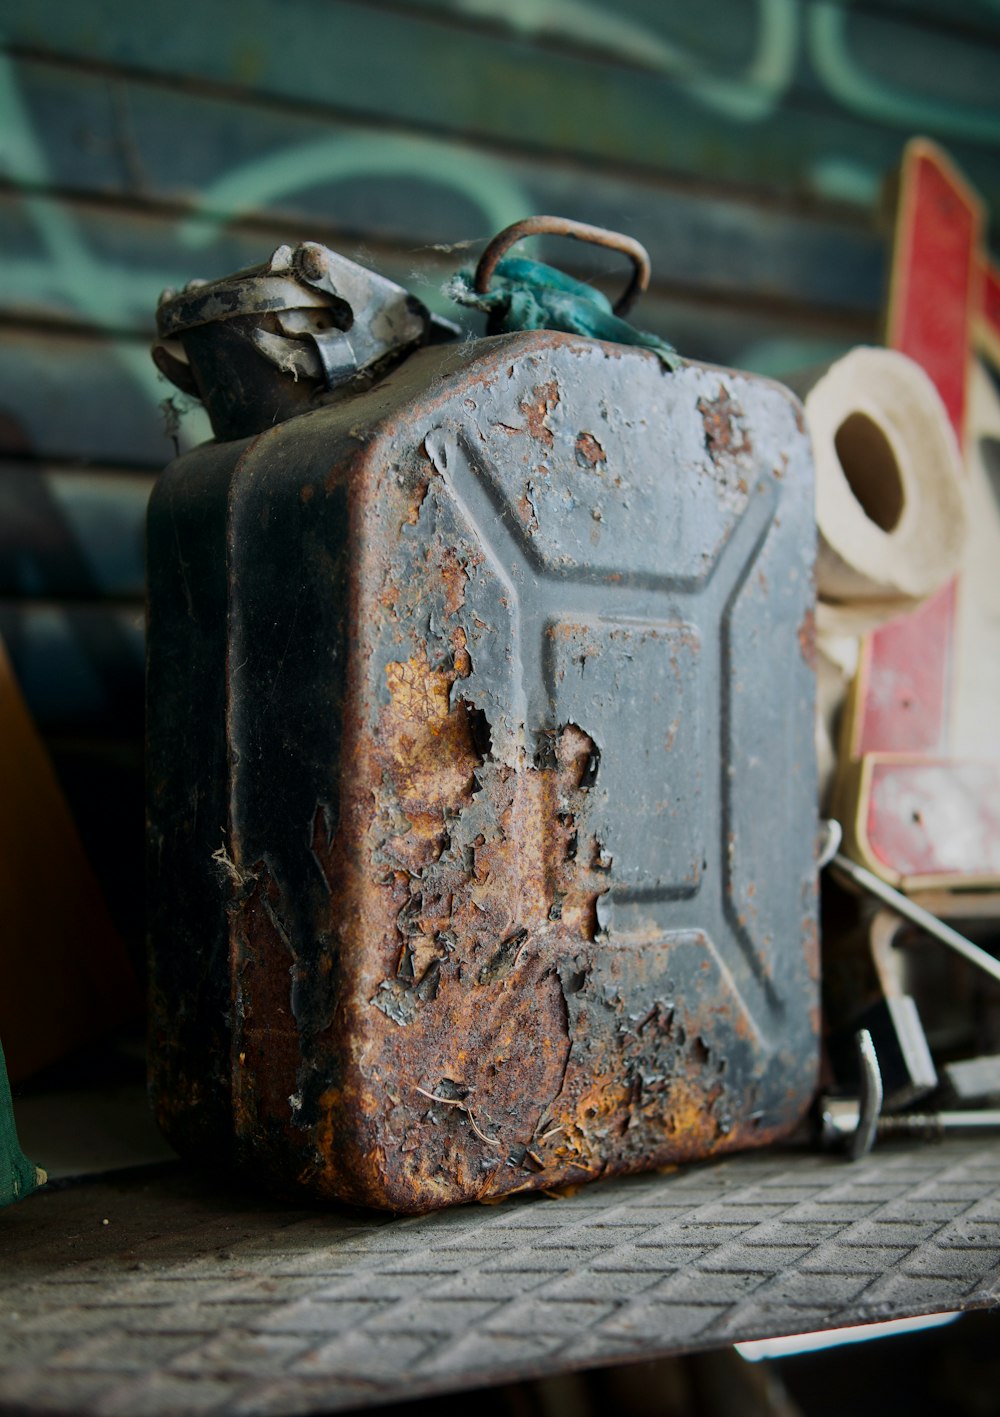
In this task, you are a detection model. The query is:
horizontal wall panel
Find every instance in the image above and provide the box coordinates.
[402,0,1000,72]
[0,326,210,465]
[828,0,1000,42]
[4,64,888,323]
[6,2,1000,214]
[0,190,885,339]
[0,464,152,599]
[402,0,1000,114]
[0,600,144,738]
[0,298,863,467]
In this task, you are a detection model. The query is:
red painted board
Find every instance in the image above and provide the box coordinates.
[855,141,981,760]
[885,143,983,439]
[852,586,956,759]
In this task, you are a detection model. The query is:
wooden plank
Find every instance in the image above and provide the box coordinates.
[0,187,885,341]
[0,325,209,466]
[822,0,1000,47]
[3,61,888,323]
[6,2,1000,213]
[0,193,463,335]
[404,0,1000,116]
[0,194,304,335]
[812,2,1000,114]
[396,0,1000,62]
[0,600,144,738]
[0,464,151,599]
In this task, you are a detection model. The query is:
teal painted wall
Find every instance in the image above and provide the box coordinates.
[1,0,998,935]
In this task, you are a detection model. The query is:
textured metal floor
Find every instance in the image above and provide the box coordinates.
[3,1139,1000,1417]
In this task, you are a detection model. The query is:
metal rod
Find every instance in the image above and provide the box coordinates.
[925,1110,1000,1129]
[831,850,1000,989]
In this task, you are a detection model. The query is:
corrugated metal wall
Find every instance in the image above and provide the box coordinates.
[1,0,998,941]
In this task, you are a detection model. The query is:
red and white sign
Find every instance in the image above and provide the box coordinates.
[841,140,1000,891]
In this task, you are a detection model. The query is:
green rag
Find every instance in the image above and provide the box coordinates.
[449,256,683,369]
[1,1039,43,1208]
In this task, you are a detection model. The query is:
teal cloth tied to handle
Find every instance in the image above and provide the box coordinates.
[1,1040,43,1208]
[450,256,683,370]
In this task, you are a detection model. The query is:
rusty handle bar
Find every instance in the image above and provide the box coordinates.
[474,216,651,317]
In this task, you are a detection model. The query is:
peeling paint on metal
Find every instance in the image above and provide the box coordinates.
[148,330,818,1212]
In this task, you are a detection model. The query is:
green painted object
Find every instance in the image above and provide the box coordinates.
[450,256,682,368]
[0,1040,44,1208]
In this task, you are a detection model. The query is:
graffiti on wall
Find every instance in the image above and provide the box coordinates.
[1,0,999,440]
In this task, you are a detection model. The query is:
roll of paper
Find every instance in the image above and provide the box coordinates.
[788,347,967,637]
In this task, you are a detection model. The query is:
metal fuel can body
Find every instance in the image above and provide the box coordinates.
[148,327,819,1211]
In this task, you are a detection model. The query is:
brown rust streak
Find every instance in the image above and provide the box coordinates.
[519,379,559,446]
[798,607,818,672]
[698,386,752,458]
[230,863,304,1172]
[440,545,468,617]
[575,431,606,466]
[377,652,482,870]
[543,1016,737,1183]
[348,680,613,1202]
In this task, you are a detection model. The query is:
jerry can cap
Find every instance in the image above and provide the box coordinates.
[152,241,446,441]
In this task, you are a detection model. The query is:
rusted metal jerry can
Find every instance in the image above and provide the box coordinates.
[147,222,819,1211]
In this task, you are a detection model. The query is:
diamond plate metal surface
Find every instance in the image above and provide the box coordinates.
[3,1140,1000,1416]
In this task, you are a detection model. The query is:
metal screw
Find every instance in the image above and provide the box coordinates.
[821,1029,882,1160]
[821,1029,1000,1159]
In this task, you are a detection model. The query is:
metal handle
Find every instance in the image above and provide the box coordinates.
[473,216,651,317]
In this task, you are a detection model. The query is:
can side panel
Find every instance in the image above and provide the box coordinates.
[305,335,819,1209]
[150,333,818,1211]
[221,425,358,1189]
[146,438,249,1163]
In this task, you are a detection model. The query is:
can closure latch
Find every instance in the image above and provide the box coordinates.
[153,241,450,441]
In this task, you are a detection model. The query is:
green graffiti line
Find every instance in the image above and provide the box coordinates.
[685,0,800,123]
[808,1,1000,146]
[0,51,532,432]
[452,0,799,122]
[809,157,880,207]
[0,49,170,412]
[4,0,994,429]
[178,133,530,250]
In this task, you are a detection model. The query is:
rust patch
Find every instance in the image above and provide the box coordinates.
[798,607,818,672]
[440,546,468,617]
[451,625,472,678]
[575,431,606,467]
[405,472,431,525]
[698,386,752,458]
[343,695,615,1201]
[374,653,485,870]
[519,379,559,447]
[517,489,540,534]
[229,862,306,1175]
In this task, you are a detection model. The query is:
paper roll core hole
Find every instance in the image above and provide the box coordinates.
[834,411,905,533]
